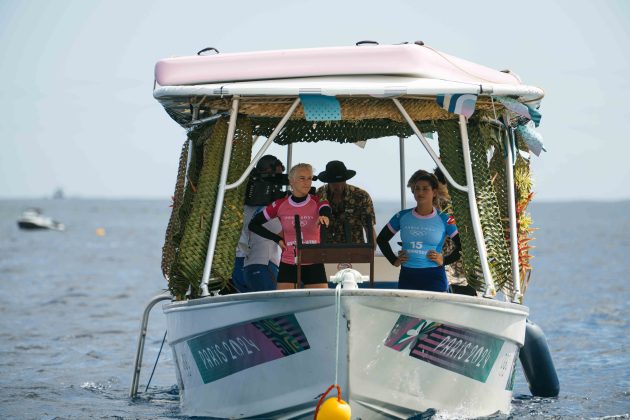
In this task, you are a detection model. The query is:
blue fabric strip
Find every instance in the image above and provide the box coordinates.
[299,94,341,121]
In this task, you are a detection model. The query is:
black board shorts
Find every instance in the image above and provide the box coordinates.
[277,262,327,285]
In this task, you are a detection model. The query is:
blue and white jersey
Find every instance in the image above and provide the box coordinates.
[387,207,458,269]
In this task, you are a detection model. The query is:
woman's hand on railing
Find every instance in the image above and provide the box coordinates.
[318,216,330,227]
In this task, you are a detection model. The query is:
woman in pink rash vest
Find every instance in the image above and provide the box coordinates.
[249,163,331,289]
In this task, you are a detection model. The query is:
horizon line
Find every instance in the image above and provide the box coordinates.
[1,195,629,205]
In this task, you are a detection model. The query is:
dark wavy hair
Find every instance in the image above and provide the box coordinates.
[407,169,438,190]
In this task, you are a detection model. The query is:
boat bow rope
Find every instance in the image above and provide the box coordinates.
[314,280,351,419]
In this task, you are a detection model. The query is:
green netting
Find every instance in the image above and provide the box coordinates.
[473,122,513,295]
[165,117,252,298]
[160,97,535,299]
[161,139,189,280]
[436,121,484,290]
[252,118,412,144]
[165,124,210,298]
[209,118,252,291]
[436,119,513,294]
[488,128,513,297]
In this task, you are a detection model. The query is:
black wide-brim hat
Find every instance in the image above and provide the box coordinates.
[317,160,356,183]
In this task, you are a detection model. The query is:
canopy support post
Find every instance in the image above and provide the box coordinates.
[398,136,406,210]
[392,98,468,193]
[200,97,241,297]
[502,113,523,302]
[458,115,496,297]
[287,143,293,174]
[226,98,300,190]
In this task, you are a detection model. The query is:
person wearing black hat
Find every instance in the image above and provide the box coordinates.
[232,155,285,292]
[315,160,376,246]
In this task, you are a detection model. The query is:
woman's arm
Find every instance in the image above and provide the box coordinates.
[319,205,332,218]
[248,212,283,244]
[443,234,461,265]
[427,234,461,266]
[377,226,403,266]
[318,203,331,226]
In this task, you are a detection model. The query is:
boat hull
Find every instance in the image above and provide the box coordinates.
[17,219,65,231]
[163,289,527,418]
[17,221,51,230]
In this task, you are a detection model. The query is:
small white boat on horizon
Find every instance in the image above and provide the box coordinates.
[16,208,65,231]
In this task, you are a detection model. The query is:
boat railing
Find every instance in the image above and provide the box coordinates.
[129,291,172,398]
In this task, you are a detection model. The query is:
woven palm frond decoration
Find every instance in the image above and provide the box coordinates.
[166,116,252,299]
[484,123,519,299]
[468,121,513,293]
[488,122,537,300]
[436,120,484,290]
[436,119,513,293]
[161,139,190,280]
[166,122,218,299]
[487,127,514,298]
[209,117,252,291]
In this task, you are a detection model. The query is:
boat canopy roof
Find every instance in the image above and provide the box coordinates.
[154,75,544,101]
[153,44,544,133]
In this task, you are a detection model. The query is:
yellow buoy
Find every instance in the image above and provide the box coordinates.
[316,397,351,420]
[96,227,106,236]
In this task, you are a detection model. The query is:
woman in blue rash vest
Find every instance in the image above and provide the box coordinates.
[376,170,461,292]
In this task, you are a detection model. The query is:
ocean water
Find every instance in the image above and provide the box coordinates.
[0,198,628,419]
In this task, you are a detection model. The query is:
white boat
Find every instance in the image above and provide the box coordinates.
[17,208,65,231]
[131,42,557,418]
[163,288,526,418]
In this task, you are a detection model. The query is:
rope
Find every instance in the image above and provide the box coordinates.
[313,284,343,419]
[313,384,342,419]
[334,283,341,386]
[421,44,522,85]
[145,330,167,393]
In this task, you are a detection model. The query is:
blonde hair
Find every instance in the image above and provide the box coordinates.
[288,163,313,181]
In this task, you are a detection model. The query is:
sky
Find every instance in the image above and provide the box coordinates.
[0,0,629,202]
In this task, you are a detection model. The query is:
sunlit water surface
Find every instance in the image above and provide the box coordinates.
[0,199,628,419]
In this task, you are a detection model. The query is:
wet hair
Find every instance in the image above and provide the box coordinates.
[407,169,438,190]
[288,163,313,181]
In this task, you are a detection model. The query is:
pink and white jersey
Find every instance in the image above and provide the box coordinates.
[263,194,330,265]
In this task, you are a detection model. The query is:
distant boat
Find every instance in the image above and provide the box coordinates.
[53,188,65,199]
[17,208,65,231]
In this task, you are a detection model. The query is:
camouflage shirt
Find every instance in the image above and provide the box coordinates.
[315,184,375,244]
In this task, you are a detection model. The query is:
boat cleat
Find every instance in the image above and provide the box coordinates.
[329,268,368,290]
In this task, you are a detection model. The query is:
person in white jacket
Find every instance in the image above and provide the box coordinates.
[232,155,285,292]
